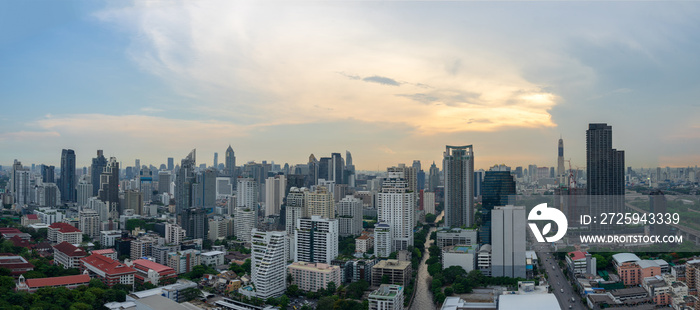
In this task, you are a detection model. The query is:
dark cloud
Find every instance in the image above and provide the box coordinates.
[362,75,401,86]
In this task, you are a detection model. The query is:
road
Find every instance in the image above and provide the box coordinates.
[410,211,443,310]
[533,242,585,310]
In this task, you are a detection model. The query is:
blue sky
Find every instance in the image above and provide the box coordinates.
[2,1,700,170]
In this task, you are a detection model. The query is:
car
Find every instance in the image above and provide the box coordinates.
[561,289,564,293]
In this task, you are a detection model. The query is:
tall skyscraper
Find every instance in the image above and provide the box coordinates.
[331,152,344,185]
[491,205,526,278]
[319,157,331,182]
[265,174,286,217]
[413,160,425,191]
[388,164,417,195]
[250,229,288,299]
[443,145,474,228]
[479,165,516,245]
[304,186,335,219]
[175,149,196,215]
[586,123,625,224]
[213,152,218,169]
[294,215,339,264]
[377,173,415,252]
[41,164,55,183]
[225,145,236,180]
[307,154,319,187]
[98,157,120,219]
[428,162,440,192]
[235,206,257,242]
[91,150,107,196]
[337,195,363,236]
[60,149,77,203]
[193,169,217,208]
[167,157,174,171]
[344,150,355,187]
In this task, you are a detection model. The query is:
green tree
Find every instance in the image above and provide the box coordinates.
[427,262,442,276]
[326,281,337,296]
[444,287,454,296]
[278,295,290,309]
[286,284,300,297]
[242,259,251,274]
[316,296,338,310]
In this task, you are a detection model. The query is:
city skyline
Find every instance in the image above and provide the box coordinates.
[3,2,700,169]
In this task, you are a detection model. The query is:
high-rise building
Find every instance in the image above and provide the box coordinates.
[139,169,154,203]
[77,177,91,208]
[295,215,339,264]
[388,164,417,195]
[91,150,107,196]
[225,145,236,181]
[307,154,319,187]
[79,209,100,240]
[586,124,625,225]
[319,157,331,183]
[213,152,218,169]
[337,195,363,237]
[208,216,231,241]
[165,223,186,244]
[124,190,144,215]
[41,164,55,184]
[649,190,669,237]
[344,150,356,187]
[368,284,404,310]
[479,166,516,245]
[377,174,415,252]
[158,171,172,195]
[180,207,207,240]
[265,175,286,217]
[193,169,217,208]
[414,160,425,192]
[374,222,392,258]
[428,162,440,192]
[9,160,30,206]
[422,191,436,215]
[236,178,258,209]
[60,149,77,203]
[331,153,344,185]
[285,187,307,237]
[98,157,120,219]
[443,145,474,228]
[234,206,257,242]
[250,229,287,299]
[491,205,526,278]
[175,149,196,215]
[305,186,335,219]
[167,157,174,171]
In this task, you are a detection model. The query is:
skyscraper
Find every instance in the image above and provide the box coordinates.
[377,173,415,251]
[265,174,286,217]
[41,164,55,183]
[443,145,474,228]
[180,207,207,240]
[331,152,344,185]
[175,149,196,215]
[586,124,625,224]
[479,166,516,245]
[91,150,107,196]
[337,195,363,236]
[428,162,439,192]
[294,215,339,264]
[491,205,526,278]
[167,157,174,171]
[98,157,120,219]
[60,149,77,203]
[225,145,236,182]
[413,160,425,191]
[9,160,30,206]
[193,169,217,208]
[319,157,331,182]
[213,152,218,169]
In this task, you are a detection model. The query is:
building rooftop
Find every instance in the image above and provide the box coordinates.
[636,260,660,269]
[612,253,641,265]
[201,251,225,257]
[24,274,91,288]
[499,293,559,310]
[81,254,136,275]
[568,251,588,261]
[52,242,87,257]
[49,222,82,233]
[369,284,402,298]
[92,249,116,255]
[289,262,340,272]
[26,214,38,220]
[373,259,411,270]
[444,245,477,254]
[132,259,174,274]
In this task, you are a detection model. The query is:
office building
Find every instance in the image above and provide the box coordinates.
[491,205,526,278]
[41,164,55,183]
[337,195,363,236]
[101,230,122,248]
[180,207,207,240]
[200,251,225,266]
[9,160,30,206]
[265,174,286,216]
[167,249,201,274]
[158,171,172,195]
[557,138,566,184]
[250,229,287,299]
[436,227,478,249]
[422,191,435,215]
[124,190,144,215]
[442,245,478,273]
[98,157,120,219]
[479,166,516,245]
[139,169,154,203]
[295,216,339,264]
[377,174,415,252]
[443,145,474,228]
[368,284,404,310]
[285,187,307,237]
[91,150,107,196]
[175,149,196,215]
[413,160,425,191]
[60,149,77,203]
[586,123,625,224]
[288,262,342,293]
[649,190,669,236]
[331,152,344,185]
[48,222,82,245]
[428,162,440,192]
[225,145,236,181]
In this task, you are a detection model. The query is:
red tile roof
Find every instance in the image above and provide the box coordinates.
[49,222,82,233]
[0,228,22,234]
[132,259,174,274]
[81,254,136,275]
[53,242,88,257]
[568,251,588,261]
[91,249,116,255]
[25,274,91,288]
[26,214,39,220]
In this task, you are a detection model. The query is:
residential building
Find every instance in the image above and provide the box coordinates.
[305,186,335,219]
[377,174,415,252]
[91,249,117,260]
[250,229,287,299]
[491,205,526,278]
[101,230,122,248]
[165,223,186,244]
[295,216,339,264]
[209,216,231,241]
[338,195,363,237]
[167,249,201,274]
[79,209,101,240]
[288,262,342,292]
[443,145,474,228]
[372,259,412,287]
[356,233,374,254]
[81,254,136,287]
[201,251,225,266]
[98,157,120,220]
[422,191,435,215]
[368,284,404,310]
[566,250,597,276]
[265,174,286,216]
[234,206,257,242]
[130,235,160,260]
[374,222,392,258]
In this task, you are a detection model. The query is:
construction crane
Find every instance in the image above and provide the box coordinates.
[566,159,579,189]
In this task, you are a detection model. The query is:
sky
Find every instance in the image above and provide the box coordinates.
[2,1,700,171]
